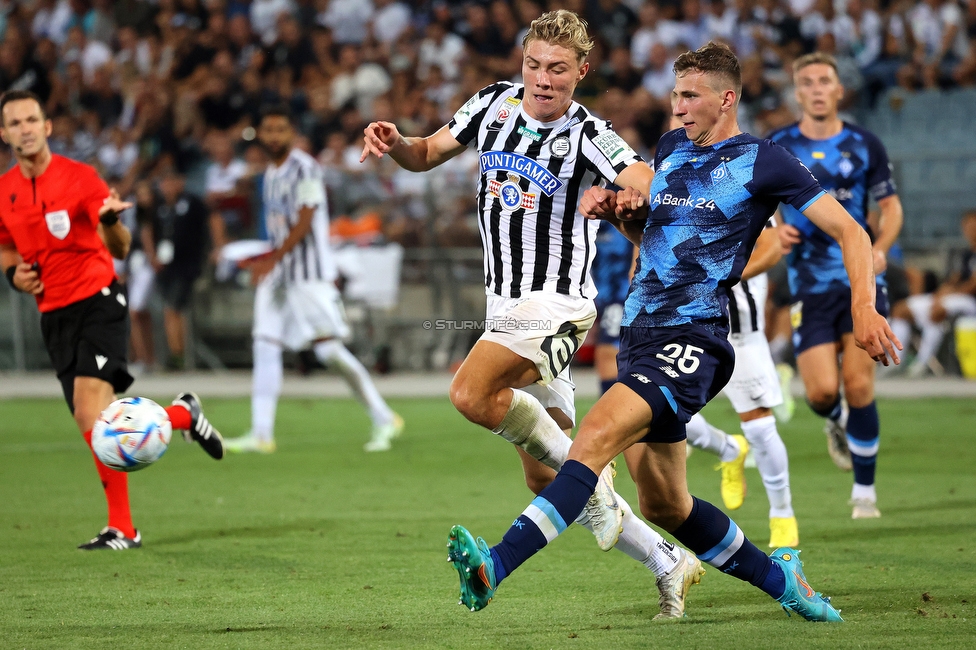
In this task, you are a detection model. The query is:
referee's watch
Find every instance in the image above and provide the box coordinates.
[99,211,120,226]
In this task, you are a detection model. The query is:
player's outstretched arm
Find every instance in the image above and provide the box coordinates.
[802,193,902,365]
[360,122,465,172]
[97,189,133,260]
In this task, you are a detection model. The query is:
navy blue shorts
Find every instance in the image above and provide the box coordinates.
[791,284,889,355]
[617,324,735,444]
[595,302,625,346]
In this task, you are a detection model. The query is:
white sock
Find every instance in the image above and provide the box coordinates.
[613,498,679,577]
[685,413,740,462]
[851,483,876,502]
[769,335,790,364]
[314,340,393,427]
[889,317,912,354]
[740,415,793,518]
[492,389,571,470]
[914,322,946,368]
[252,338,282,443]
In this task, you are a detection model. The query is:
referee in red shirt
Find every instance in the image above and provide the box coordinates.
[0,90,224,550]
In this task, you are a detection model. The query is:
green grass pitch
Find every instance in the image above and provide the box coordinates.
[1,394,974,648]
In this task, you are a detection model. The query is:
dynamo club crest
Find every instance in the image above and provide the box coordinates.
[710,161,729,184]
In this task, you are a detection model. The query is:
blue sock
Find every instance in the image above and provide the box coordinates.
[808,395,842,420]
[599,379,615,395]
[671,497,784,599]
[489,460,598,585]
[846,401,880,486]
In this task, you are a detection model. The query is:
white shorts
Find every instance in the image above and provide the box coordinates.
[126,251,156,312]
[482,292,597,424]
[722,330,783,413]
[252,279,351,351]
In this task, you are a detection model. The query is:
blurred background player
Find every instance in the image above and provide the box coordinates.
[685,221,800,548]
[362,11,705,618]
[224,105,403,454]
[0,90,224,550]
[772,53,904,519]
[592,219,635,396]
[897,211,976,376]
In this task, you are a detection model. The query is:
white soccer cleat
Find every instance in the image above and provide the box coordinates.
[223,432,277,454]
[653,547,705,620]
[364,413,404,452]
[823,402,852,471]
[850,498,881,519]
[575,462,622,551]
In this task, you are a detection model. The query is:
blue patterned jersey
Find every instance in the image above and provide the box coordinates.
[623,129,824,334]
[592,221,634,309]
[769,122,897,296]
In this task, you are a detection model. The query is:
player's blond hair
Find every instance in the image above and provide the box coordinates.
[793,52,839,77]
[522,10,594,63]
[673,41,742,98]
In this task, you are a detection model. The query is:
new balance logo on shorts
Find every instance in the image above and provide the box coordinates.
[631,373,651,384]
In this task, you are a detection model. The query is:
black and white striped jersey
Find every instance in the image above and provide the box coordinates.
[263,148,336,284]
[728,217,777,335]
[448,82,643,299]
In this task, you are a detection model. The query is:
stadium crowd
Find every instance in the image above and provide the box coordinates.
[2,0,974,372]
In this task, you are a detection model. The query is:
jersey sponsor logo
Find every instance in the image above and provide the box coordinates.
[710,161,729,183]
[548,136,571,158]
[487,177,537,211]
[657,161,671,172]
[838,156,854,178]
[480,152,564,196]
[592,131,635,165]
[652,192,716,210]
[517,125,542,141]
[494,96,521,123]
[44,209,70,240]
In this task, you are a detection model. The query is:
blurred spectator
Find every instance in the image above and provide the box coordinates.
[630,3,683,70]
[251,0,296,46]
[900,0,969,89]
[79,65,122,128]
[417,19,466,82]
[129,180,159,375]
[63,24,112,84]
[145,170,210,370]
[318,0,374,46]
[97,126,139,180]
[204,130,251,255]
[0,37,53,103]
[587,0,637,50]
[267,13,317,83]
[330,44,391,119]
[605,46,642,92]
[641,43,677,104]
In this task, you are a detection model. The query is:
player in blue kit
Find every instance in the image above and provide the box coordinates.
[771,53,905,519]
[446,42,900,621]
[592,220,634,395]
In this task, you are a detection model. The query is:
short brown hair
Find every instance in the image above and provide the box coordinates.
[0,90,46,125]
[673,41,741,96]
[522,10,594,63]
[793,52,839,76]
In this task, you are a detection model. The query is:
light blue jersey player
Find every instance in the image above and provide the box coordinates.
[592,220,634,394]
[771,52,904,519]
[447,43,898,622]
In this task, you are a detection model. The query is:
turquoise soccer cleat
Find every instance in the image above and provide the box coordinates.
[447,525,497,612]
[770,548,844,622]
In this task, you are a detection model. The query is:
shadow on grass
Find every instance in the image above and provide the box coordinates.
[149,519,336,546]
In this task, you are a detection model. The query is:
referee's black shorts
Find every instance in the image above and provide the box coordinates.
[40,280,134,413]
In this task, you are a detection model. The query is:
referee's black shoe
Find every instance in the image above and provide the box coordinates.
[78,527,142,550]
[173,392,225,460]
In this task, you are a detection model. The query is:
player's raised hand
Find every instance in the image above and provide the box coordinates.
[13,261,43,295]
[778,223,802,254]
[853,305,902,366]
[579,187,617,220]
[360,121,401,162]
[614,187,646,221]
[99,189,134,218]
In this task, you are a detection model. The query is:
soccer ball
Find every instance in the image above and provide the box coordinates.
[91,397,172,472]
